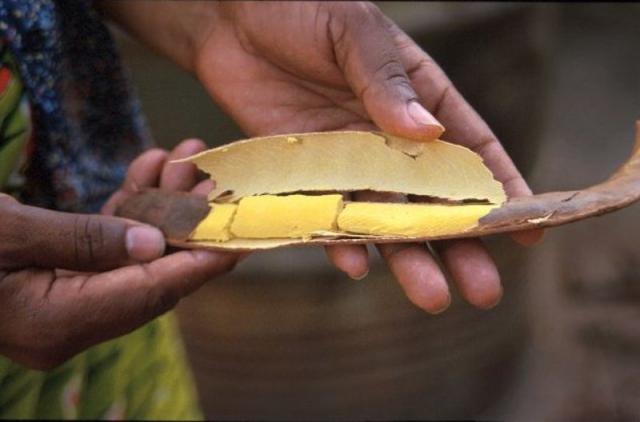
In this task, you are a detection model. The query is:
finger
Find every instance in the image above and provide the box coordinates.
[101,148,168,215]
[57,250,239,351]
[434,239,502,309]
[383,19,544,245]
[325,244,369,280]
[324,191,369,280]
[380,18,522,191]
[329,3,443,141]
[511,228,545,246]
[351,189,449,312]
[0,196,165,272]
[92,250,238,308]
[0,193,16,202]
[160,138,208,191]
[378,243,450,314]
[191,179,215,196]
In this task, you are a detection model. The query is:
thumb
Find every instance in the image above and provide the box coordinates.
[329,3,443,141]
[0,195,165,272]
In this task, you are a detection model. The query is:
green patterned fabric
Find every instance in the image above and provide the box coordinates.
[0,45,29,191]
[0,314,202,420]
[0,47,202,420]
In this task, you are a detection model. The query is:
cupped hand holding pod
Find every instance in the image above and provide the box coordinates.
[119,123,640,313]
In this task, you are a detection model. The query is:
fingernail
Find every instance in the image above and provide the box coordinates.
[126,226,166,261]
[407,102,444,134]
[350,269,369,281]
[482,286,503,310]
[431,294,452,315]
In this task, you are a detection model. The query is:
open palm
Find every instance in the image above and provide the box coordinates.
[194,2,542,312]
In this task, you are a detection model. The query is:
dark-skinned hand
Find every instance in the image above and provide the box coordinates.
[0,139,237,370]
[103,1,543,313]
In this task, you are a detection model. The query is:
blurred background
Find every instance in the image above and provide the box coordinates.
[114,3,640,420]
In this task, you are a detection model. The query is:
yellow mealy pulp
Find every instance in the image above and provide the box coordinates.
[190,194,497,241]
[337,202,497,237]
[190,203,237,241]
[230,194,344,239]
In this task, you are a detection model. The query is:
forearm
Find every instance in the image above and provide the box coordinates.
[96,0,218,72]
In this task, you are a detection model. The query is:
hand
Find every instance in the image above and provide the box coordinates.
[191,2,542,313]
[101,1,543,313]
[0,139,238,370]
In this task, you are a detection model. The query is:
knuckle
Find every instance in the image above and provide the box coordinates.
[326,5,348,52]
[359,56,415,103]
[329,1,378,40]
[177,138,206,152]
[377,59,410,86]
[0,200,27,268]
[146,288,179,318]
[140,148,169,162]
[72,215,111,267]
[199,251,239,276]
[335,1,379,22]
[142,266,179,318]
[125,149,168,182]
